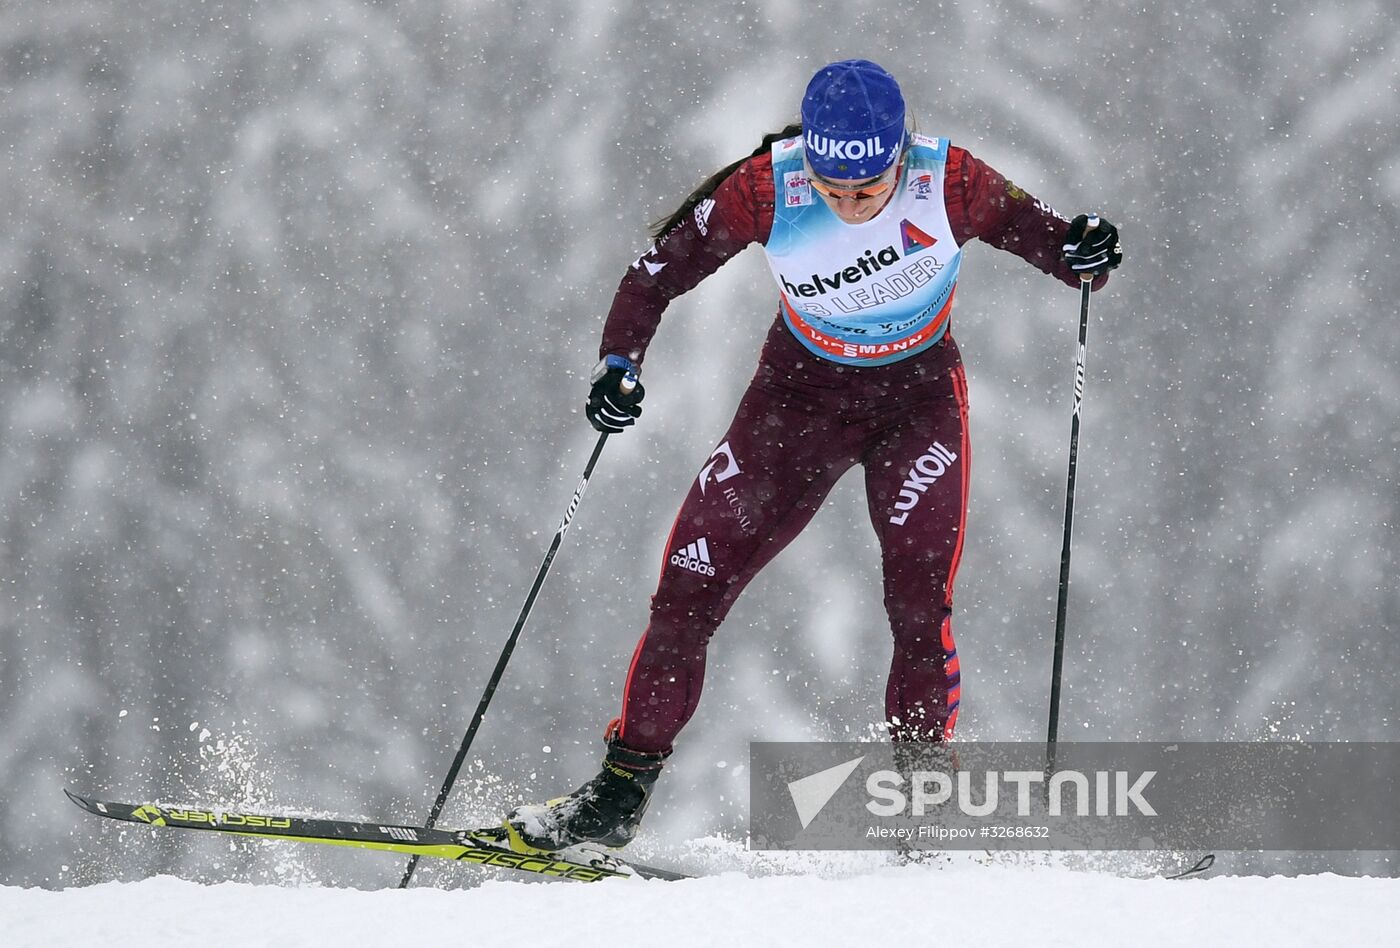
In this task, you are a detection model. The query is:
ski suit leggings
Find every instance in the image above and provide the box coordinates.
[617,324,970,753]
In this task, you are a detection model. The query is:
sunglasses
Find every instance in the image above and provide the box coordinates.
[806,156,904,201]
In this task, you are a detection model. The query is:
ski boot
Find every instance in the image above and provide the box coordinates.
[892,741,960,866]
[505,727,669,852]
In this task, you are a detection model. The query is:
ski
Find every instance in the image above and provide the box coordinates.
[1164,853,1215,879]
[65,789,690,883]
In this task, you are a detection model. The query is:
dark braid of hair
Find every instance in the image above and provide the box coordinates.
[649,122,802,240]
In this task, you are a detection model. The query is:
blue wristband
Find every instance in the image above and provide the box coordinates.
[604,354,636,374]
[593,354,640,386]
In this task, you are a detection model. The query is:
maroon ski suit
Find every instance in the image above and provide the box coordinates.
[599,144,1105,752]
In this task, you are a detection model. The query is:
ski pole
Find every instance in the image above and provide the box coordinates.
[1044,217,1098,791]
[399,407,626,888]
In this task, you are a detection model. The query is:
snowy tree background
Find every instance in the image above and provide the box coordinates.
[2,0,1396,887]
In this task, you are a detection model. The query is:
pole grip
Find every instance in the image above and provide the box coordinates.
[1079,215,1100,283]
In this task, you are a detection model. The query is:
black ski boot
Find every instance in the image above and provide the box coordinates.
[506,731,668,852]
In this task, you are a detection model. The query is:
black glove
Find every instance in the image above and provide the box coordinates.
[1062,214,1123,276]
[586,355,646,433]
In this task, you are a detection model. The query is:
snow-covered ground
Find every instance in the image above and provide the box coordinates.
[4,848,1395,948]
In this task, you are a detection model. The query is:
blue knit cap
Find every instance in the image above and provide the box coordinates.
[801,59,906,179]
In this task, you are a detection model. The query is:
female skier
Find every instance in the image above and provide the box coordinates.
[508,59,1122,851]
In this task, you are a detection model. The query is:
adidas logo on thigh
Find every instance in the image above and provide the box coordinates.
[669,536,716,576]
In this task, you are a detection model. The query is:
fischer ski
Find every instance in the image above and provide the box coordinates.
[65,789,690,883]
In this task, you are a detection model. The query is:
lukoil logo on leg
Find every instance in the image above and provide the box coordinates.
[889,442,958,526]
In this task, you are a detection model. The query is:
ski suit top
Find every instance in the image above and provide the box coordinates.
[599,135,1107,371]
[767,133,962,367]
